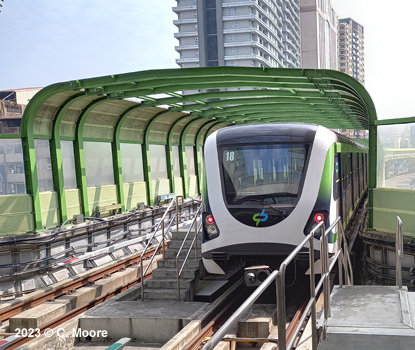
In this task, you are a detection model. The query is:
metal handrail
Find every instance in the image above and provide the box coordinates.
[142,215,176,276]
[396,216,403,289]
[175,203,203,300]
[203,216,352,350]
[140,196,183,300]
[338,221,353,286]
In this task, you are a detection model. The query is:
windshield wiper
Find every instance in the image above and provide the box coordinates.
[248,199,285,214]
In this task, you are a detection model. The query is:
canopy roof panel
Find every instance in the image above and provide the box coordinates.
[22,67,377,143]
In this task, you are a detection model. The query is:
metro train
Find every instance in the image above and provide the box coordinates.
[201,123,368,284]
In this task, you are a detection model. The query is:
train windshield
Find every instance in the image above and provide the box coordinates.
[221,144,309,208]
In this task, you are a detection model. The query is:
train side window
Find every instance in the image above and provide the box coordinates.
[346,154,352,187]
[333,154,340,200]
[341,154,346,191]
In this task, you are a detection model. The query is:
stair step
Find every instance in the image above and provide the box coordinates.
[157,259,201,269]
[143,288,187,300]
[163,250,202,260]
[152,267,199,280]
[145,278,193,289]
[170,227,202,241]
[168,240,202,250]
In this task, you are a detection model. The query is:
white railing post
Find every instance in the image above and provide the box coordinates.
[337,220,344,287]
[308,234,318,350]
[276,263,287,350]
[396,216,403,289]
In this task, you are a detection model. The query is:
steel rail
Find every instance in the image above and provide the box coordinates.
[188,286,310,350]
[0,246,159,323]
[6,271,153,350]
[285,298,310,347]
[182,284,250,350]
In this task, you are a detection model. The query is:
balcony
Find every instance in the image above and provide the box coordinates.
[175,44,199,51]
[224,54,257,61]
[172,5,196,13]
[175,57,199,64]
[0,126,21,134]
[174,31,198,38]
[1,101,24,119]
[173,18,198,26]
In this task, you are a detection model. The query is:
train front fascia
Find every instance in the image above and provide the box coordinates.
[201,123,338,268]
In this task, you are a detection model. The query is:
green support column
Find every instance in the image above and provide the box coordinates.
[175,117,198,198]
[167,116,193,198]
[141,141,152,205]
[20,86,63,231]
[74,97,107,217]
[113,104,144,211]
[368,123,377,229]
[179,143,188,198]
[195,120,216,194]
[142,110,170,206]
[111,130,124,211]
[50,93,85,223]
[166,142,175,195]
[21,136,42,230]
[179,118,206,197]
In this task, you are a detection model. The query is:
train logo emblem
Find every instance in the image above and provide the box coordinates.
[253,209,268,226]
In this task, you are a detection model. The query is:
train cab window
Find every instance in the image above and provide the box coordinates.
[220,143,309,207]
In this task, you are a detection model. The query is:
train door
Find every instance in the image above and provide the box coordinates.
[333,154,342,219]
[358,153,363,195]
[341,153,353,225]
[352,153,359,207]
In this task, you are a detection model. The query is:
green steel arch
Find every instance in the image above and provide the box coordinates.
[16,66,376,232]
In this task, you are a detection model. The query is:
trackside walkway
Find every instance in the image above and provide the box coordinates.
[318,285,415,350]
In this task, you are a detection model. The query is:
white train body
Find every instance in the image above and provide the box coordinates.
[201,123,367,275]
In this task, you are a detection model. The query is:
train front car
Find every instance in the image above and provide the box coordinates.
[201,123,338,284]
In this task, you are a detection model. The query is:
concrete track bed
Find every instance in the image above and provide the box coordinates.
[17,280,243,350]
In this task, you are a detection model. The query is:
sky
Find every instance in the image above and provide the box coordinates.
[0,0,414,120]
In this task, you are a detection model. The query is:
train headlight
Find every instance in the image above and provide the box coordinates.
[314,213,324,223]
[203,212,220,239]
[304,210,329,237]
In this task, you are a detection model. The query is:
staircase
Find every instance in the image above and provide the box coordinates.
[142,224,205,301]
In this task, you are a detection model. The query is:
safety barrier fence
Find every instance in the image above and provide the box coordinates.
[202,216,353,350]
[0,198,200,297]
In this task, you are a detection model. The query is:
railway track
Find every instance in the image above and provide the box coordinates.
[182,277,312,350]
[0,247,160,324]
[182,285,251,350]
[0,247,160,349]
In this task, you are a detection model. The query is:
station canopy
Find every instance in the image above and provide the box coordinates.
[22,67,376,142]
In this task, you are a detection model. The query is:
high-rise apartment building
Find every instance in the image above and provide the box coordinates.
[338,18,365,85]
[336,18,366,139]
[173,0,301,69]
[299,0,337,69]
